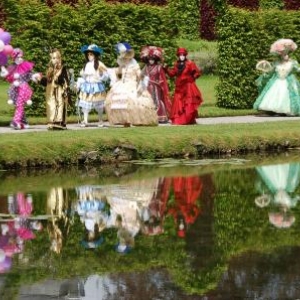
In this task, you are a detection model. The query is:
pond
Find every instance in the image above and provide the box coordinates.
[1,153,300,299]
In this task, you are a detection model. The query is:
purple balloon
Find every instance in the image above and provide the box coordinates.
[0,32,11,45]
[0,52,8,66]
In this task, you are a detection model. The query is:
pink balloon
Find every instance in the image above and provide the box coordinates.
[0,32,11,45]
[0,28,4,34]
[3,44,13,55]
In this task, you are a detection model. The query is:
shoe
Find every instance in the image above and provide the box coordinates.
[23,124,30,129]
[80,122,87,128]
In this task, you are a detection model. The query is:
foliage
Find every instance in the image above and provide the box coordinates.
[200,0,218,41]
[2,0,177,116]
[260,0,284,9]
[216,7,300,108]
[284,0,300,10]
[168,0,200,40]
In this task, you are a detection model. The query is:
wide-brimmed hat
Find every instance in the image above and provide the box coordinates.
[270,39,297,56]
[115,42,135,59]
[176,47,188,56]
[81,44,103,55]
[140,46,163,62]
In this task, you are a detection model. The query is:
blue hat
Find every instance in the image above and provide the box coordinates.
[81,44,103,55]
[81,236,104,249]
[115,42,134,59]
[114,243,132,254]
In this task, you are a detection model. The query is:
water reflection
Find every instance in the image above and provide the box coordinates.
[0,192,43,273]
[255,162,300,228]
[3,159,300,299]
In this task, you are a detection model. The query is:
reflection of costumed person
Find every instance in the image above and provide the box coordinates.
[39,48,71,130]
[255,162,300,228]
[105,42,158,127]
[75,186,107,249]
[76,44,109,127]
[253,38,300,116]
[167,176,202,238]
[104,178,159,253]
[140,46,172,123]
[164,47,203,125]
[0,48,40,130]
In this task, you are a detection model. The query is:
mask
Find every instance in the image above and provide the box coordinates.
[179,55,186,61]
[87,52,95,62]
[15,57,23,65]
[149,59,155,65]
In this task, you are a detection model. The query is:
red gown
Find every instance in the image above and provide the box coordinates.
[142,64,172,123]
[166,60,204,125]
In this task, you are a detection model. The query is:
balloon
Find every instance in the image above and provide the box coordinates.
[0,32,11,45]
[0,40,4,52]
[0,52,8,66]
[0,28,4,34]
[3,44,13,55]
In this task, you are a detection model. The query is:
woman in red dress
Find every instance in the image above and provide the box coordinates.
[140,46,172,123]
[164,48,204,125]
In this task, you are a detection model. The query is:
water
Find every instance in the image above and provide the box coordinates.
[1,154,300,299]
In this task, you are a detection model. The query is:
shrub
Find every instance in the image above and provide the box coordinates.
[3,0,178,116]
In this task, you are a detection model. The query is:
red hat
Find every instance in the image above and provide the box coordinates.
[176,47,188,56]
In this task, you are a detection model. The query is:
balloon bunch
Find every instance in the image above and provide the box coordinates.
[0,28,13,66]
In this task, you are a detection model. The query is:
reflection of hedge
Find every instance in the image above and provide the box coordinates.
[216,7,300,108]
[3,0,177,116]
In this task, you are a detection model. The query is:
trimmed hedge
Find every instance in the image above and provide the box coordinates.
[2,0,178,116]
[216,7,300,108]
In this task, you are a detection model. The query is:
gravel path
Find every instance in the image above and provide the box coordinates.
[1,115,300,134]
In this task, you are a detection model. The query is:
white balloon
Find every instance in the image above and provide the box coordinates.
[0,40,4,52]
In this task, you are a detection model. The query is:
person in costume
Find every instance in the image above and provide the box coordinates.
[255,162,300,228]
[253,38,300,116]
[76,44,109,127]
[140,46,172,124]
[0,48,40,130]
[39,48,71,130]
[105,42,158,127]
[164,47,203,125]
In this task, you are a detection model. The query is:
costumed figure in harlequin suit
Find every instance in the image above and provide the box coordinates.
[39,48,71,130]
[140,46,172,124]
[76,44,109,127]
[105,42,158,127]
[255,162,300,228]
[253,39,300,116]
[164,47,203,125]
[0,48,40,130]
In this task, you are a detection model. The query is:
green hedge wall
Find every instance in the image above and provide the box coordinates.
[216,7,300,108]
[3,0,178,116]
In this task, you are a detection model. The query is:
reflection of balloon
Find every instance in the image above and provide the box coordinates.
[3,44,13,55]
[0,40,4,52]
[0,249,5,262]
[0,32,11,45]
[0,52,8,66]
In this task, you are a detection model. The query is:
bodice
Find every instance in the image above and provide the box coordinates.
[276,61,293,79]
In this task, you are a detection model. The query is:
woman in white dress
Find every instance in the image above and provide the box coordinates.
[253,39,300,116]
[105,42,158,127]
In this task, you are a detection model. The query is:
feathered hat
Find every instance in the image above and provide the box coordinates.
[80,44,103,56]
[270,39,297,56]
[140,46,163,62]
[115,42,135,59]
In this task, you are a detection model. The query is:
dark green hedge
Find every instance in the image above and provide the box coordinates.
[216,7,300,108]
[3,0,178,116]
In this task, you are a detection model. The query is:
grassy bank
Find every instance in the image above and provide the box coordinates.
[1,120,300,169]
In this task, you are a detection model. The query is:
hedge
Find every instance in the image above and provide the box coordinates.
[216,7,300,108]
